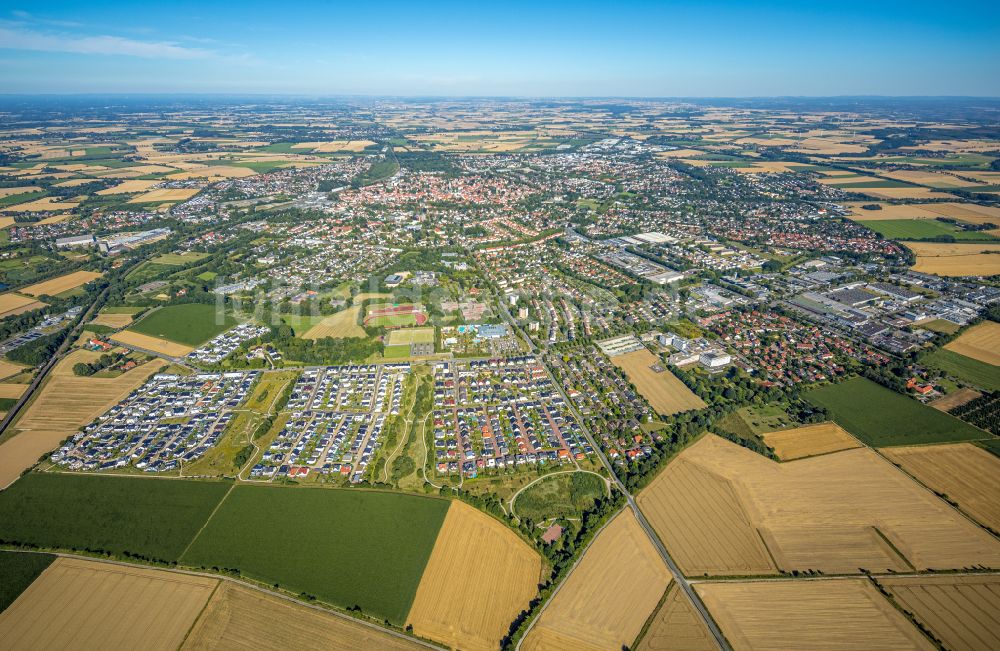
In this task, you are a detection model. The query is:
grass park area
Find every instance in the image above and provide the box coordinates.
[180,486,449,624]
[152,252,209,266]
[513,472,605,522]
[925,348,1000,392]
[130,303,236,346]
[0,474,232,562]
[0,551,54,612]
[806,376,987,447]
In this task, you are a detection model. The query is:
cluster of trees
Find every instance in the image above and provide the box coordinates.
[7,329,66,366]
[951,392,999,436]
[270,324,382,366]
[72,352,127,377]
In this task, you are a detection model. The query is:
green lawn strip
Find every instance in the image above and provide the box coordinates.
[180,485,448,624]
[806,376,987,447]
[0,474,232,562]
[924,349,1000,392]
[0,550,55,612]
[129,303,236,346]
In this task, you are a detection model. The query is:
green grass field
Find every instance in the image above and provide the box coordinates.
[130,303,236,346]
[0,550,54,613]
[386,327,435,346]
[0,474,231,562]
[806,376,988,447]
[382,344,412,359]
[863,219,994,241]
[181,486,448,624]
[152,252,209,266]
[925,348,1000,392]
[514,472,605,521]
[100,305,145,315]
[369,314,419,327]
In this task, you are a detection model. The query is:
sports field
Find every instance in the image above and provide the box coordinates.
[0,557,218,651]
[182,582,424,651]
[638,434,1000,575]
[925,348,1000,392]
[635,582,714,651]
[806,377,987,446]
[610,349,706,416]
[695,579,930,650]
[406,501,541,651]
[364,303,428,327]
[879,574,1000,651]
[303,306,366,339]
[129,303,236,346]
[386,327,435,346]
[761,421,860,461]
[945,321,1000,366]
[0,474,232,561]
[522,510,670,651]
[19,270,102,297]
[882,443,1000,533]
[180,486,449,624]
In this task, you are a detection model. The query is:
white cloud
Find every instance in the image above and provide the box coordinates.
[0,24,215,60]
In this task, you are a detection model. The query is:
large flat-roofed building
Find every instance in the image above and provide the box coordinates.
[55,234,95,249]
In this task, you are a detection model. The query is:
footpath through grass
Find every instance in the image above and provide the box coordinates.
[180,485,448,624]
[806,376,988,447]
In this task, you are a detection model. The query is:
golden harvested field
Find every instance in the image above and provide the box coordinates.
[639,435,1000,575]
[0,354,165,487]
[637,450,777,576]
[522,510,671,651]
[0,382,28,399]
[96,179,161,194]
[0,558,218,651]
[0,292,46,318]
[291,139,377,152]
[166,165,256,180]
[882,169,982,188]
[183,582,423,651]
[882,443,1000,533]
[0,186,41,197]
[0,196,80,212]
[610,349,706,416]
[846,202,947,220]
[303,305,365,339]
[930,388,982,411]
[906,241,1000,276]
[945,321,1000,366]
[695,579,931,650]
[0,360,26,381]
[112,329,196,356]
[20,270,102,297]
[859,186,957,200]
[761,422,860,461]
[89,312,135,328]
[406,501,541,651]
[635,583,715,651]
[129,187,201,203]
[879,574,1000,651]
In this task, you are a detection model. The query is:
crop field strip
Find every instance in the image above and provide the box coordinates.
[405,500,541,651]
[878,574,1000,651]
[634,582,715,651]
[609,348,706,416]
[881,443,1000,533]
[18,270,102,297]
[694,579,933,650]
[522,510,672,651]
[0,557,218,651]
[760,421,860,461]
[111,329,195,357]
[182,581,426,651]
[638,434,1000,576]
[945,321,1000,366]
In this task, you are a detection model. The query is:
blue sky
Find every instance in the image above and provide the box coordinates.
[0,1,998,96]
